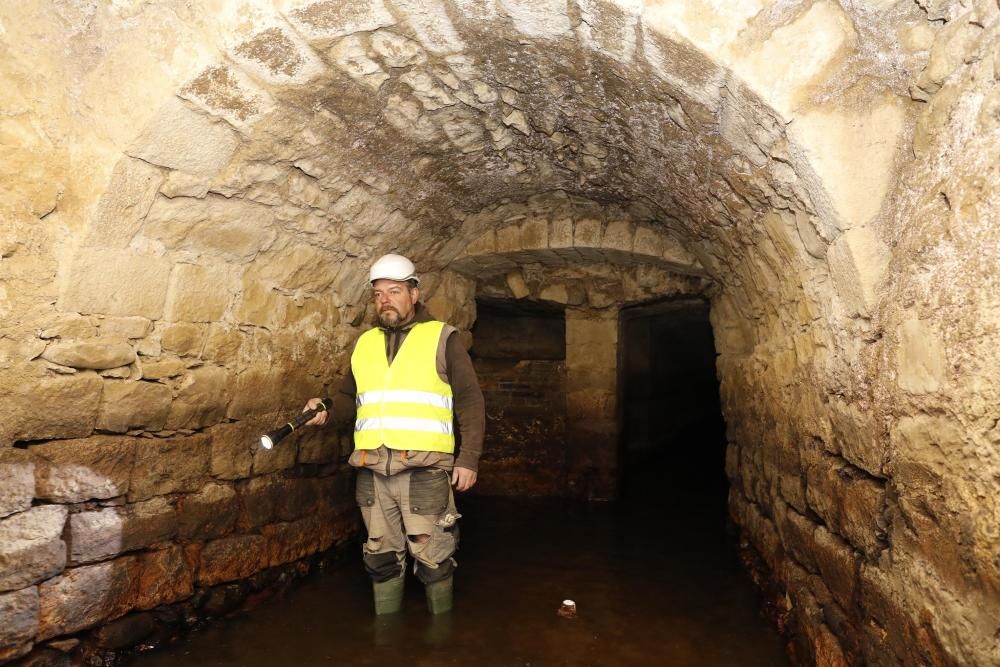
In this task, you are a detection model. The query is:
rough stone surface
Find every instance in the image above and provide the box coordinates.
[129,434,211,502]
[96,380,173,433]
[83,158,165,249]
[128,97,239,177]
[0,372,104,446]
[565,313,619,500]
[142,195,277,262]
[164,367,232,430]
[198,535,268,586]
[36,314,98,342]
[164,264,232,323]
[59,249,171,320]
[36,547,192,643]
[0,506,68,592]
[895,315,948,394]
[805,451,886,559]
[134,547,193,610]
[160,323,205,357]
[99,316,152,340]
[813,526,857,613]
[261,513,343,567]
[202,325,243,365]
[68,497,177,564]
[139,358,187,381]
[31,436,136,503]
[251,432,298,476]
[0,587,38,662]
[41,338,136,370]
[238,475,324,529]
[207,421,256,481]
[37,558,142,640]
[1,0,998,663]
[0,449,35,519]
[177,482,239,541]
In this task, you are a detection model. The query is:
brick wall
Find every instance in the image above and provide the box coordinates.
[473,359,568,496]
[471,302,569,497]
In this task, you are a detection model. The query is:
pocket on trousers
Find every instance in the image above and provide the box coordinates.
[355,469,375,507]
[401,450,454,470]
[408,469,450,516]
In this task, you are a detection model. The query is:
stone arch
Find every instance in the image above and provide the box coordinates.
[52,0,874,440]
[4,1,999,665]
[447,210,716,500]
[450,197,707,280]
[59,0,887,326]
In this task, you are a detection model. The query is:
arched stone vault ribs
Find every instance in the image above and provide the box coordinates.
[73,0,850,379]
[57,0,853,439]
[1,1,998,665]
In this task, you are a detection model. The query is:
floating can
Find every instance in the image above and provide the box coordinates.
[557,599,577,618]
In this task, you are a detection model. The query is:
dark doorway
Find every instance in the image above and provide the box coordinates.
[618,299,729,513]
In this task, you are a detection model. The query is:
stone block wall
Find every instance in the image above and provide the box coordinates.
[474,359,569,497]
[1,0,998,664]
[565,313,619,501]
[718,8,1000,665]
[471,299,569,497]
[474,263,712,501]
[0,422,358,662]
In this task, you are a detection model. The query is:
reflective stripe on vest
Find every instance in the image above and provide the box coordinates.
[356,416,454,435]
[351,320,455,453]
[356,390,454,411]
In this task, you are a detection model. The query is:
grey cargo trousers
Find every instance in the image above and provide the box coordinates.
[355,466,460,584]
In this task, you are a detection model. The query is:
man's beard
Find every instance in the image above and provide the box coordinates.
[376,307,405,328]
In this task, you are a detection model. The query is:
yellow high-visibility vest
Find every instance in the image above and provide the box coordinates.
[351,320,455,453]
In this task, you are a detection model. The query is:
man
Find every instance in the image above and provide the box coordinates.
[304,253,485,616]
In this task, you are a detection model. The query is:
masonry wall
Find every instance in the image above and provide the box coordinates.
[1,1,998,665]
[720,9,1000,664]
[0,423,359,663]
[474,359,568,497]
[471,302,569,497]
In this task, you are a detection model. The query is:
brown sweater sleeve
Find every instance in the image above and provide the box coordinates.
[445,332,486,472]
[331,370,358,430]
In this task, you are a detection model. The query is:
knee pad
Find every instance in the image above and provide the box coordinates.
[364,551,404,583]
[416,556,455,585]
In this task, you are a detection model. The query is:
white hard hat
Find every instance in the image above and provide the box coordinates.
[369,253,420,286]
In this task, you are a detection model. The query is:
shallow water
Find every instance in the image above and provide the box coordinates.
[129,472,789,667]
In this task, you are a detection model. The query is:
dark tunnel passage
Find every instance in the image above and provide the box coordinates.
[618,299,729,513]
[125,298,789,667]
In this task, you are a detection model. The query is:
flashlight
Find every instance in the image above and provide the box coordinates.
[260,398,331,449]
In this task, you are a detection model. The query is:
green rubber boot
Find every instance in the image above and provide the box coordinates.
[425,577,453,615]
[373,574,405,615]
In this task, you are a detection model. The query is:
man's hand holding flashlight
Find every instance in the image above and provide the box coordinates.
[303,398,330,426]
